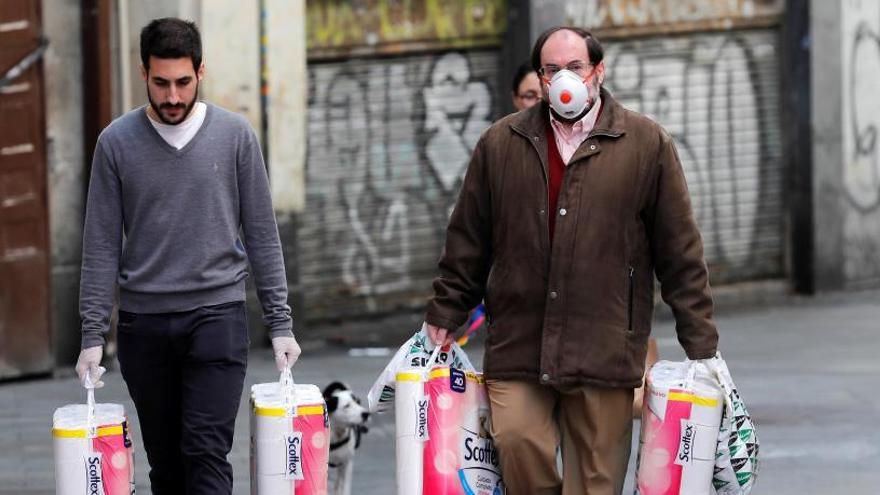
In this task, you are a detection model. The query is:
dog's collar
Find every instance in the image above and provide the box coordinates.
[330,433,352,452]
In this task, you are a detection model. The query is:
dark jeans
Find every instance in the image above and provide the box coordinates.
[117,301,249,495]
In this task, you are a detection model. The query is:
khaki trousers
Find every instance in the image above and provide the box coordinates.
[486,380,633,495]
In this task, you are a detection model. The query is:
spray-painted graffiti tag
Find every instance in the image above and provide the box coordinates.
[301,51,497,312]
[424,52,493,191]
[603,31,783,274]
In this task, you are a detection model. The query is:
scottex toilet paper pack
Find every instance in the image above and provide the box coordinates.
[422,368,503,495]
[391,341,504,494]
[250,372,329,495]
[635,360,723,495]
[53,388,135,495]
[635,355,759,495]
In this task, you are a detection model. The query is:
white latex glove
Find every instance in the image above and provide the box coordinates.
[75,346,106,389]
[271,335,301,371]
[426,323,453,347]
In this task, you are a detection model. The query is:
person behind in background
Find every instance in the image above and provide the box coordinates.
[424,26,718,495]
[511,60,542,111]
[75,18,301,494]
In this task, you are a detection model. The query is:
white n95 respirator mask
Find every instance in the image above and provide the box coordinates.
[547,69,592,119]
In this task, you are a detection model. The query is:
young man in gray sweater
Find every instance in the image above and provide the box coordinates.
[74,18,299,494]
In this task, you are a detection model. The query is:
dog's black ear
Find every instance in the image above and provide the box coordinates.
[325,396,339,413]
[322,381,348,400]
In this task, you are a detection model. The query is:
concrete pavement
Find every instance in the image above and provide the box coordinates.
[1,289,878,494]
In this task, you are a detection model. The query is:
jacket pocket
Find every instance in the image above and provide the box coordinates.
[484,259,508,319]
[626,266,635,333]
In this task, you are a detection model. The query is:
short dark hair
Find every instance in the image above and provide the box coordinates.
[511,61,536,93]
[530,27,604,73]
[140,18,202,71]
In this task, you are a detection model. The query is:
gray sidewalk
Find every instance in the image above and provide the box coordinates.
[1,289,878,494]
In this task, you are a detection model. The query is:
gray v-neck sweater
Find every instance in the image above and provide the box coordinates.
[79,103,293,348]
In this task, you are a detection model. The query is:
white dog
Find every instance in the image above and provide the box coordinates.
[323,382,370,495]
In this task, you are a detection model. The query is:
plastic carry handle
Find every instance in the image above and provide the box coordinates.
[279,367,298,417]
[86,388,96,442]
[82,369,100,444]
[684,359,698,390]
[425,342,444,368]
[411,341,447,384]
[703,351,736,413]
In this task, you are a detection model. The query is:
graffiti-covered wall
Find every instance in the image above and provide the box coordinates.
[602,30,785,281]
[297,0,791,323]
[841,0,880,288]
[300,51,500,319]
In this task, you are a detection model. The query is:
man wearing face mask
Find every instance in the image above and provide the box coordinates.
[424,27,718,495]
[75,18,300,494]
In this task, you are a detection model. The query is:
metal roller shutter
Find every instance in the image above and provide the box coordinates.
[301,50,501,320]
[602,28,784,282]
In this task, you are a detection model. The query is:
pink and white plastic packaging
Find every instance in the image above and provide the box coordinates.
[53,402,135,495]
[250,373,329,495]
[635,360,723,495]
[394,343,504,495]
[423,368,503,495]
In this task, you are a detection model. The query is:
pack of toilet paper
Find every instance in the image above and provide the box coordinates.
[53,385,135,495]
[394,344,504,495]
[423,368,503,495]
[250,371,329,495]
[635,360,723,495]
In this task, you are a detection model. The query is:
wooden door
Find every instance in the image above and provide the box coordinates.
[0,0,51,378]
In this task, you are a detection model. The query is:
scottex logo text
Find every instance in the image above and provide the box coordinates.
[286,434,302,479]
[85,455,105,495]
[416,398,429,439]
[464,435,499,467]
[678,424,695,463]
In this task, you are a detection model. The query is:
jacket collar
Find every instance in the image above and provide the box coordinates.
[509,86,627,141]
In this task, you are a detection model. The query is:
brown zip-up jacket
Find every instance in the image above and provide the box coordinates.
[425,89,718,389]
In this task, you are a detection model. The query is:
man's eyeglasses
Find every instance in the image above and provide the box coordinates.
[538,61,594,80]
